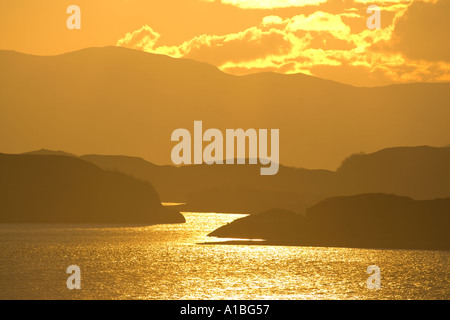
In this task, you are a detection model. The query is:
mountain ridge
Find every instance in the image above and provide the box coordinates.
[18,145,450,214]
[3,46,449,88]
[1,46,449,169]
[0,46,350,88]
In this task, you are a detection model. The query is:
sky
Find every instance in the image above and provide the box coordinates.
[0,0,449,86]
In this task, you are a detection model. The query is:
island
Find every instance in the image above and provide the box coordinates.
[0,153,185,224]
[207,193,450,250]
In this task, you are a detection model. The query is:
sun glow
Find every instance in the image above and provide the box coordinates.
[202,0,327,9]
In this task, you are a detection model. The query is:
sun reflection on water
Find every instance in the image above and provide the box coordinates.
[0,212,448,300]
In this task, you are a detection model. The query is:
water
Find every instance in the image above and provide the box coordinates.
[0,212,448,300]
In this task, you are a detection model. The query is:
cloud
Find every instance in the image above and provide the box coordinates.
[376,0,450,62]
[116,1,450,86]
[354,0,436,3]
[117,25,160,51]
[178,27,295,66]
[201,0,327,9]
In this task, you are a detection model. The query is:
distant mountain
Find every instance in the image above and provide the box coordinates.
[81,153,334,205]
[208,194,450,250]
[16,145,450,216]
[81,154,193,201]
[1,47,449,169]
[14,144,450,216]
[24,149,77,157]
[82,146,450,206]
[336,146,450,199]
[0,153,185,224]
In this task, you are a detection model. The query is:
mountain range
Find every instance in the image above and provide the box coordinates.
[1,46,449,169]
[22,145,450,214]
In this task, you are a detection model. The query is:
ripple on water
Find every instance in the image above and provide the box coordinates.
[0,212,448,299]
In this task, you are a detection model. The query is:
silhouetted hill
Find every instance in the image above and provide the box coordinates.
[0,153,185,224]
[208,208,305,241]
[80,154,182,198]
[24,149,77,157]
[1,47,449,169]
[81,154,334,205]
[17,145,450,214]
[82,146,450,206]
[208,194,450,250]
[336,146,450,199]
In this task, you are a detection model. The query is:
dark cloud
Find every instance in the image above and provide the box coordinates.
[374,0,450,62]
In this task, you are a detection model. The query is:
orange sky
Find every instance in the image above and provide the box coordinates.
[0,0,449,86]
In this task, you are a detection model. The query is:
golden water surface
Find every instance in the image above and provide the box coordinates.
[0,212,448,299]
